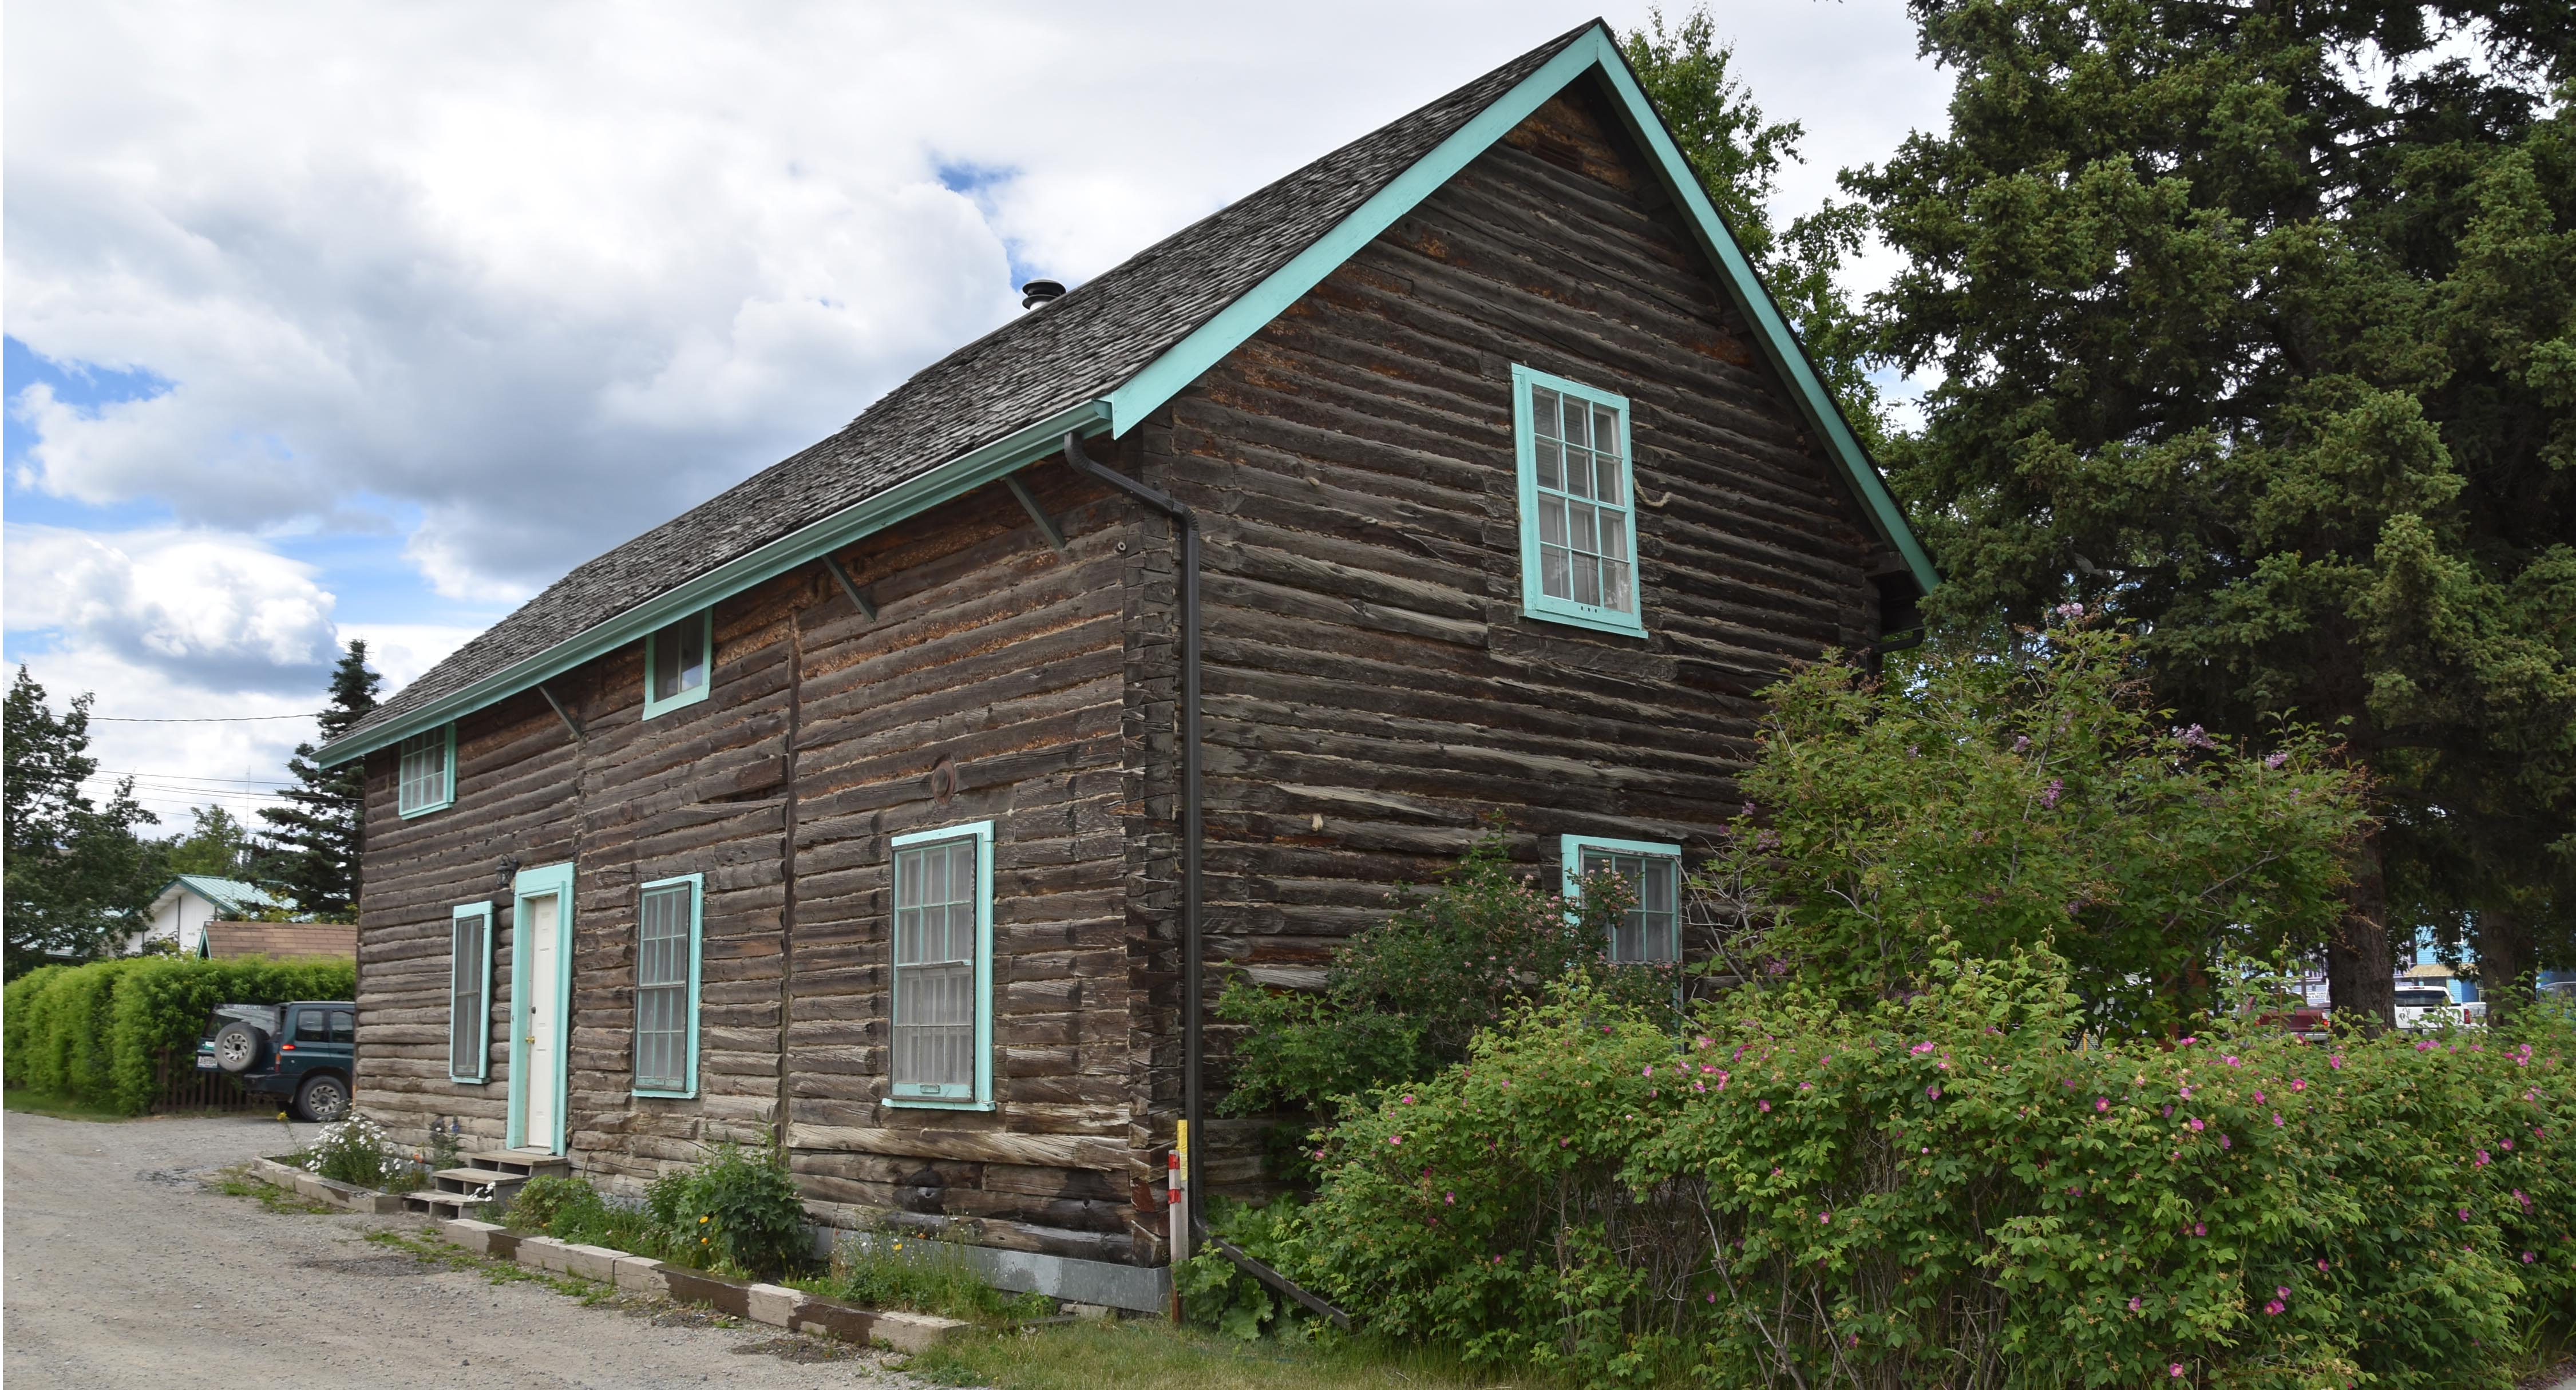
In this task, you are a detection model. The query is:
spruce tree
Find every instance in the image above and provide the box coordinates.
[1851,0,2576,1021]
[3,667,160,976]
[257,641,381,922]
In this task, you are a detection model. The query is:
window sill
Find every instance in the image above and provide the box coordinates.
[632,1087,697,1100]
[1521,602,1648,639]
[398,799,455,821]
[642,684,710,721]
[885,1095,994,1112]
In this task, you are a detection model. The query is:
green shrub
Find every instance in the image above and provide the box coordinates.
[296,1112,407,1189]
[797,1230,1054,1325]
[508,1146,812,1278]
[1272,947,2576,1387]
[1713,617,2368,1035]
[1176,1197,1324,1341]
[0,955,352,1114]
[1218,823,1680,1124]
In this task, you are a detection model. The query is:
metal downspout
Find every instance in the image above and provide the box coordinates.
[1057,431,1206,1214]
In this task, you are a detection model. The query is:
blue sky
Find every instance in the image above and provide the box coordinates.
[3,0,1949,826]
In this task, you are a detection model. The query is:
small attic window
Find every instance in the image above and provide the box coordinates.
[398,724,456,818]
[1513,365,1645,637]
[644,609,712,719]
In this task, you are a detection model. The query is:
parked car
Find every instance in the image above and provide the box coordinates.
[197,1001,354,1121]
[2251,1006,2332,1041]
[2393,987,2486,1031]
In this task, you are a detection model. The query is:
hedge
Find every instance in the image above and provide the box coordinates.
[2,955,355,1114]
[1238,947,2576,1388]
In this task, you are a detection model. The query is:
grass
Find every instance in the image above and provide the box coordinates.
[212,1165,339,1214]
[905,1318,1544,1390]
[4,1087,136,1120]
[793,1234,1055,1327]
[364,1227,623,1303]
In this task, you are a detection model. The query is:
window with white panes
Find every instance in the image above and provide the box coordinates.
[632,874,701,1097]
[1560,834,1681,964]
[1514,366,1644,636]
[397,725,455,818]
[449,902,492,1083]
[644,609,712,718]
[889,821,992,1108]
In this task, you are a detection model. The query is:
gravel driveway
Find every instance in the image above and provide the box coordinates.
[3,1112,928,1389]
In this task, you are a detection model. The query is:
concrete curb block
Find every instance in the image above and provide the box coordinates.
[419,1215,968,1349]
[244,1158,407,1215]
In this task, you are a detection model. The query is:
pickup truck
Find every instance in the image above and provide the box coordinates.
[196,1001,355,1121]
[2395,987,2487,1031]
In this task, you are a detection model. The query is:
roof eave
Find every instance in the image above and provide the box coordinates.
[319,397,1113,767]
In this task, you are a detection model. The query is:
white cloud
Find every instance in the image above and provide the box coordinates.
[3,524,476,826]
[5,1,1949,604]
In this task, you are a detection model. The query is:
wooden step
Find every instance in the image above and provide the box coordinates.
[403,1190,493,1220]
[432,1167,520,1197]
[459,1148,569,1179]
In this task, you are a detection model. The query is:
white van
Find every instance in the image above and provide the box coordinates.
[2394,986,2487,1029]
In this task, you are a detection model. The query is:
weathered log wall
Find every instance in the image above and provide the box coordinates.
[1127,80,1897,1185]
[351,460,1170,1263]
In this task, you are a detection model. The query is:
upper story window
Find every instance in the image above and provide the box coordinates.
[1561,834,1681,964]
[888,820,994,1110]
[644,609,713,719]
[1513,365,1645,638]
[397,724,456,818]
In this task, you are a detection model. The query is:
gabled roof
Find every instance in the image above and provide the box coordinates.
[155,876,290,916]
[323,19,1933,767]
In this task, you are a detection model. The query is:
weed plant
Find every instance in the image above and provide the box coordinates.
[794,1230,1054,1325]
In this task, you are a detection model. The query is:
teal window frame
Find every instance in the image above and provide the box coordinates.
[631,872,704,1099]
[397,723,456,818]
[885,819,994,1111]
[449,901,493,1084]
[643,609,714,719]
[1513,365,1647,638]
[1560,833,1683,964]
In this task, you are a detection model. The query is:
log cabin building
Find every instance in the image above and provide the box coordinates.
[318,20,1936,1310]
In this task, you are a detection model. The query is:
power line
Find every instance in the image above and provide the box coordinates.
[89,712,322,723]
[84,769,299,787]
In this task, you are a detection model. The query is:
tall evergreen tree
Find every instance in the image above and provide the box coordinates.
[3,667,160,976]
[1851,0,2576,1021]
[1624,7,1886,443]
[256,641,380,922]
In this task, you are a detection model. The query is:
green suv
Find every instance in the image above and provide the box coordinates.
[196,1002,355,1122]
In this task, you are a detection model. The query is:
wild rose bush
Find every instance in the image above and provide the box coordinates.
[1276,948,2575,1388]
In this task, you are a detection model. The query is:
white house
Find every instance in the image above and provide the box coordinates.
[137,876,289,956]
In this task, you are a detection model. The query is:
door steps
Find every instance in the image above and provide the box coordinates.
[400,1149,568,1220]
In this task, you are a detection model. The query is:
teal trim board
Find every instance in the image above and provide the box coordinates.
[506,861,576,1154]
[318,400,1111,768]
[449,901,493,1084]
[1512,363,1647,638]
[886,819,995,1112]
[1102,23,1937,597]
[630,872,704,1099]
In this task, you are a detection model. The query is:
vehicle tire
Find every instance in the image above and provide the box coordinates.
[295,1072,350,1123]
[212,1021,270,1075]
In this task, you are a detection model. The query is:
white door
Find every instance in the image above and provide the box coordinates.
[523,890,563,1152]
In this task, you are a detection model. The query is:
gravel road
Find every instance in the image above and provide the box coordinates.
[3,1111,929,1389]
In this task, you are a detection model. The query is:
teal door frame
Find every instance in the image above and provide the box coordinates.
[506,861,575,1153]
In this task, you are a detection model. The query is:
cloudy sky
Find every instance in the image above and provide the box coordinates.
[2,0,1952,830]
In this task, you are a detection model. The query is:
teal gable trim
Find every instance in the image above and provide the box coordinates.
[885,819,995,1112]
[1102,24,1937,597]
[318,399,1111,769]
[506,861,575,1154]
[631,872,705,1099]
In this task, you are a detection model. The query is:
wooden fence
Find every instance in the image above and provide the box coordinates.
[150,1048,260,1114]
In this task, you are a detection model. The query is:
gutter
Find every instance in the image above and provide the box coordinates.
[1055,432,1206,1209]
[1056,431,1350,1332]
